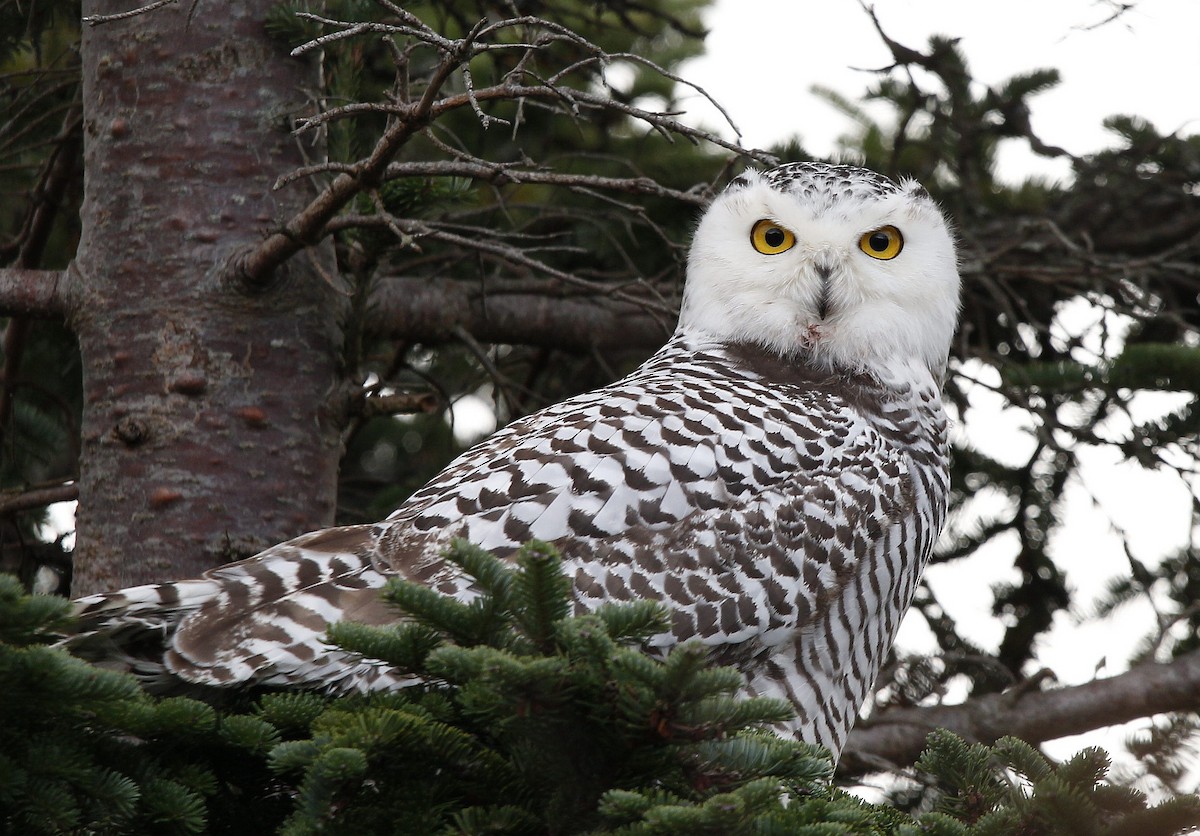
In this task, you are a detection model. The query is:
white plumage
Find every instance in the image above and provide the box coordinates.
[71,162,960,759]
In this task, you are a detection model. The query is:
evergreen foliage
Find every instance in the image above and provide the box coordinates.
[910,730,1200,836]
[270,540,829,834]
[6,546,1200,834]
[0,573,287,834]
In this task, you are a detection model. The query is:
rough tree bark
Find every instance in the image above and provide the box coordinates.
[68,2,345,594]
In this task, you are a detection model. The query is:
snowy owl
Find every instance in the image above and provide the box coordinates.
[72,162,960,759]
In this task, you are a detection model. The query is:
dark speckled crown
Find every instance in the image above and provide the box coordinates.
[731,161,907,203]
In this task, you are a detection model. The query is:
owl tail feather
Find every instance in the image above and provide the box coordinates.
[64,525,406,694]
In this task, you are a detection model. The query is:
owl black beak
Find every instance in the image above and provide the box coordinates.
[814,262,834,320]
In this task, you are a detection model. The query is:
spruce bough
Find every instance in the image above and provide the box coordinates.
[2,544,1197,834]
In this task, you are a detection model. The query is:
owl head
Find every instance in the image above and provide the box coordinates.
[679,162,960,380]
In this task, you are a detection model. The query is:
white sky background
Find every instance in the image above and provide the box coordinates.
[682,0,1200,783]
[680,0,1200,182]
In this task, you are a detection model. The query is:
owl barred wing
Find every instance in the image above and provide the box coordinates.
[379,334,876,572]
[569,452,912,656]
[557,439,937,755]
[71,335,906,695]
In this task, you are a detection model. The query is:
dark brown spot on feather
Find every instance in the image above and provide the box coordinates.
[566,464,611,496]
[630,571,659,599]
[637,500,676,526]
[622,466,659,492]
[662,573,688,604]
[672,609,695,637]
[568,508,606,537]
[720,599,741,633]
[764,578,791,614]
[574,568,604,599]
[603,572,628,598]
[686,575,716,600]
[297,525,374,553]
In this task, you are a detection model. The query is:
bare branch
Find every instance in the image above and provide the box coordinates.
[289,19,393,56]
[1072,1,1138,33]
[552,50,745,142]
[331,213,678,311]
[0,269,69,318]
[468,83,763,160]
[364,276,673,351]
[381,160,711,206]
[83,0,179,25]
[0,482,78,515]
[233,20,487,289]
[238,10,766,293]
[840,649,1200,776]
[355,391,440,418]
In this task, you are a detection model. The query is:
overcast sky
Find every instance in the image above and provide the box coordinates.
[682,0,1199,183]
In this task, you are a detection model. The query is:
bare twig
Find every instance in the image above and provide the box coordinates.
[83,0,178,25]
[1071,1,1138,33]
[550,50,744,142]
[238,9,765,291]
[356,391,439,418]
[234,19,488,289]
[453,323,523,416]
[328,213,678,313]
[367,160,709,205]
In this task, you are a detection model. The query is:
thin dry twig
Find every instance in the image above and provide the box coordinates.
[82,0,178,25]
[328,212,677,316]
[236,7,766,292]
[356,391,439,417]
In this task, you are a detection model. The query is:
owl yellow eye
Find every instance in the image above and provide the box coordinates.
[751,219,796,255]
[858,225,903,260]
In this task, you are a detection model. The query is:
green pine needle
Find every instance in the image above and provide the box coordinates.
[511,540,572,648]
[0,574,75,643]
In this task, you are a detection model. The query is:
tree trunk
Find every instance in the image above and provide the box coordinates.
[69,2,345,594]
